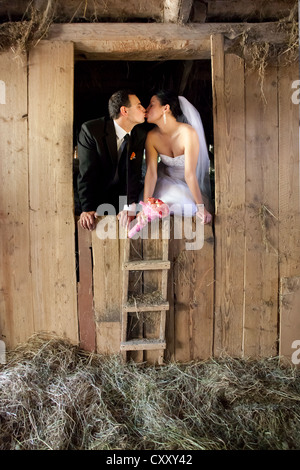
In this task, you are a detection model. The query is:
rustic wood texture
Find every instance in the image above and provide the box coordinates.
[280,277,300,365]
[46,23,289,61]
[92,216,122,354]
[212,34,299,361]
[120,222,170,365]
[77,217,214,362]
[212,36,246,357]
[278,61,300,360]
[244,65,279,357]
[171,220,214,362]
[127,237,144,362]
[163,0,193,23]
[142,220,164,364]
[77,223,95,351]
[0,52,34,348]
[28,41,78,343]
[1,30,299,364]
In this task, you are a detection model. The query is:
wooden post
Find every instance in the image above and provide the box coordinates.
[211,35,246,357]
[0,51,34,348]
[278,61,300,363]
[244,64,279,357]
[92,216,121,354]
[28,41,78,343]
[77,222,96,352]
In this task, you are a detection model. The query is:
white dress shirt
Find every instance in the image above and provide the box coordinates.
[113,120,131,158]
[113,121,135,213]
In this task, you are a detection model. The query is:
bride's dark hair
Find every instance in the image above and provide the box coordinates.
[155,90,182,119]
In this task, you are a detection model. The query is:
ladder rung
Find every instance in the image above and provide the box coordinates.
[123,260,170,271]
[123,301,169,312]
[120,339,166,351]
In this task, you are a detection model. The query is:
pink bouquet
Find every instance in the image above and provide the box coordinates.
[128,197,169,238]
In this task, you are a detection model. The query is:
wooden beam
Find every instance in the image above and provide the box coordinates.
[46,22,291,61]
[163,0,193,23]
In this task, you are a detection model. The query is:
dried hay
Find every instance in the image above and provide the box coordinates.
[127,290,164,330]
[128,290,164,306]
[227,1,298,67]
[0,334,299,450]
[226,1,298,102]
[0,0,56,57]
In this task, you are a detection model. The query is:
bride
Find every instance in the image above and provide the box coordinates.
[143,90,212,224]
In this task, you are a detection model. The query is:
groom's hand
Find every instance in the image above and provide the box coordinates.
[79,211,98,230]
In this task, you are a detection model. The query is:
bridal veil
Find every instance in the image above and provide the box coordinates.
[178,96,212,204]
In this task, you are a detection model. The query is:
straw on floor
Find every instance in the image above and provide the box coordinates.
[0,334,299,450]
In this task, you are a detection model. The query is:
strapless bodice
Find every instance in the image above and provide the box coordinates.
[160,154,185,167]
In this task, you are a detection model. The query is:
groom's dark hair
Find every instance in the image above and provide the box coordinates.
[155,90,182,119]
[108,89,135,119]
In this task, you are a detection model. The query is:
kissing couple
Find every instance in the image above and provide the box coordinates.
[77,88,212,231]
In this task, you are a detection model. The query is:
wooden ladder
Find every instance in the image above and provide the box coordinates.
[120,220,170,364]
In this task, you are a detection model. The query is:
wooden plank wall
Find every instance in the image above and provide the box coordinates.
[211,37,246,356]
[0,53,34,347]
[278,60,300,361]
[212,34,300,362]
[0,36,298,364]
[77,219,214,363]
[0,43,78,349]
[28,41,78,343]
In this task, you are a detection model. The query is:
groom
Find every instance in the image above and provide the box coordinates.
[77,89,147,230]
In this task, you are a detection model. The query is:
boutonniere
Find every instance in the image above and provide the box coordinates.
[130,152,136,160]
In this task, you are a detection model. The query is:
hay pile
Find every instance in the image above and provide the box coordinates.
[0,0,56,56]
[227,1,298,67]
[226,1,298,101]
[0,334,299,450]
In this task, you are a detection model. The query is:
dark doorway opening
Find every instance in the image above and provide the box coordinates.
[73,60,214,216]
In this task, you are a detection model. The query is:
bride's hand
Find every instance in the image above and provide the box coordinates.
[117,210,136,227]
[196,205,212,224]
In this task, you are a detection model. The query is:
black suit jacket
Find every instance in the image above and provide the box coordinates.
[77,117,147,213]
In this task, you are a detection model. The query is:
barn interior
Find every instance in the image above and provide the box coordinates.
[0,1,299,450]
[0,0,299,362]
[73,59,214,214]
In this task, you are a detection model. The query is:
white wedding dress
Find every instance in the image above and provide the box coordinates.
[153,154,198,216]
[150,97,211,216]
